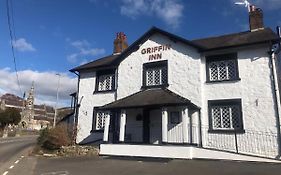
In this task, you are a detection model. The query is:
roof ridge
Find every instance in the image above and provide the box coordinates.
[192,27,272,42]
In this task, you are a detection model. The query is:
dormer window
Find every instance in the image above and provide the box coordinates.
[143,60,168,88]
[206,53,240,82]
[95,69,115,92]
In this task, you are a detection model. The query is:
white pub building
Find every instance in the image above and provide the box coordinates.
[71,6,281,162]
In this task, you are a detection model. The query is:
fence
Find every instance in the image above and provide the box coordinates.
[200,126,279,158]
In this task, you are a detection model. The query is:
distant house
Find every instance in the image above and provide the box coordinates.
[0,83,55,130]
[57,92,77,136]
[70,6,281,161]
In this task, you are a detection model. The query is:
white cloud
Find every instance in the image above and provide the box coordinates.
[0,68,77,107]
[71,40,90,49]
[11,38,36,52]
[67,39,105,64]
[120,0,184,28]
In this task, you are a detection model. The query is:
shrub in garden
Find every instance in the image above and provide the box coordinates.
[38,124,72,150]
[37,127,49,146]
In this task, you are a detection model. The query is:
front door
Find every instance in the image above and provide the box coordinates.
[149,109,162,144]
[143,109,150,143]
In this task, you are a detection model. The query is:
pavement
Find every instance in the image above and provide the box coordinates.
[2,137,281,175]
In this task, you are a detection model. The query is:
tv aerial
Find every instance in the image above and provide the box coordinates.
[235,0,251,12]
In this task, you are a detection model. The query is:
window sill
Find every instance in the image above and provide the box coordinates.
[208,129,245,134]
[141,84,169,90]
[90,129,104,133]
[93,90,116,94]
[205,78,241,84]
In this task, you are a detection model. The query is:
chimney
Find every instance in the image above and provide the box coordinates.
[249,5,264,32]
[113,32,128,54]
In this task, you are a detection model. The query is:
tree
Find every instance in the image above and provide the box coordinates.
[0,108,21,129]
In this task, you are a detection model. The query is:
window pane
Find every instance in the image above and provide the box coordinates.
[221,106,231,128]
[208,59,237,82]
[231,105,240,129]
[98,74,114,91]
[96,112,104,130]
[96,111,110,130]
[146,69,154,86]
[170,111,180,124]
[154,69,161,85]
[209,63,218,81]
[227,60,236,80]
[218,61,227,80]
[161,67,168,84]
[145,66,167,86]
[211,103,241,130]
[212,107,221,129]
[98,76,106,91]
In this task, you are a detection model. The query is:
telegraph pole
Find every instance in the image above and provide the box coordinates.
[53,73,61,127]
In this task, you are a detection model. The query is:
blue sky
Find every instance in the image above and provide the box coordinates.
[0,0,280,106]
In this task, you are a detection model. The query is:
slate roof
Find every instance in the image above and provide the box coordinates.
[70,54,119,72]
[192,28,279,51]
[70,27,279,72]
[98,88,199,110]
[4,100,24,107]
[70,27,204,72]
[34,115,53,122]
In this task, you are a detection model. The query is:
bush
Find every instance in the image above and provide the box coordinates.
[38,124,72,150]
[37,128,49,146]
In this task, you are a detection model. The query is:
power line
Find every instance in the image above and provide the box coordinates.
[6,0,23,96]
[9,0,17,40]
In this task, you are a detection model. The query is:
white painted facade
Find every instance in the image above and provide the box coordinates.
[74,31,281,160]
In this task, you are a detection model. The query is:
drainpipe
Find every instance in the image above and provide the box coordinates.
[72,71,80,144]
[198,109,203,147]
[114,67,118,101]
[268,46,281,158]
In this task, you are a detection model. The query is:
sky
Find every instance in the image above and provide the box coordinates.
[0,0,280,107]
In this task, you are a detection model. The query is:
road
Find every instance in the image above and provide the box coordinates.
[32,156,281,175]
[1,137,281,175]
[4,155,280,175]
[0,136,37,175]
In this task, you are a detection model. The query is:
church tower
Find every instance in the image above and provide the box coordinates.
[21,82,35,129]
[26,81,35,110]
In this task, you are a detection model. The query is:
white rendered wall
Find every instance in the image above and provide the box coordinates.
[117,33,201,106]
[76,71,115,143]
[201,46,279,158]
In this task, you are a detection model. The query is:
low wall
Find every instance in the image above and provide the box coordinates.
[100,144,281,163]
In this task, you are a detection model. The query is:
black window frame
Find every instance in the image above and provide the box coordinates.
[91,109,111,132]
[206,53,240,83]
[142,60,168,89]
[94,69,116,93]
[169,111,181,124]
[208,99,244,133]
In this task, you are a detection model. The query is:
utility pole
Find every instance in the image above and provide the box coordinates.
[53,73,61,127]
